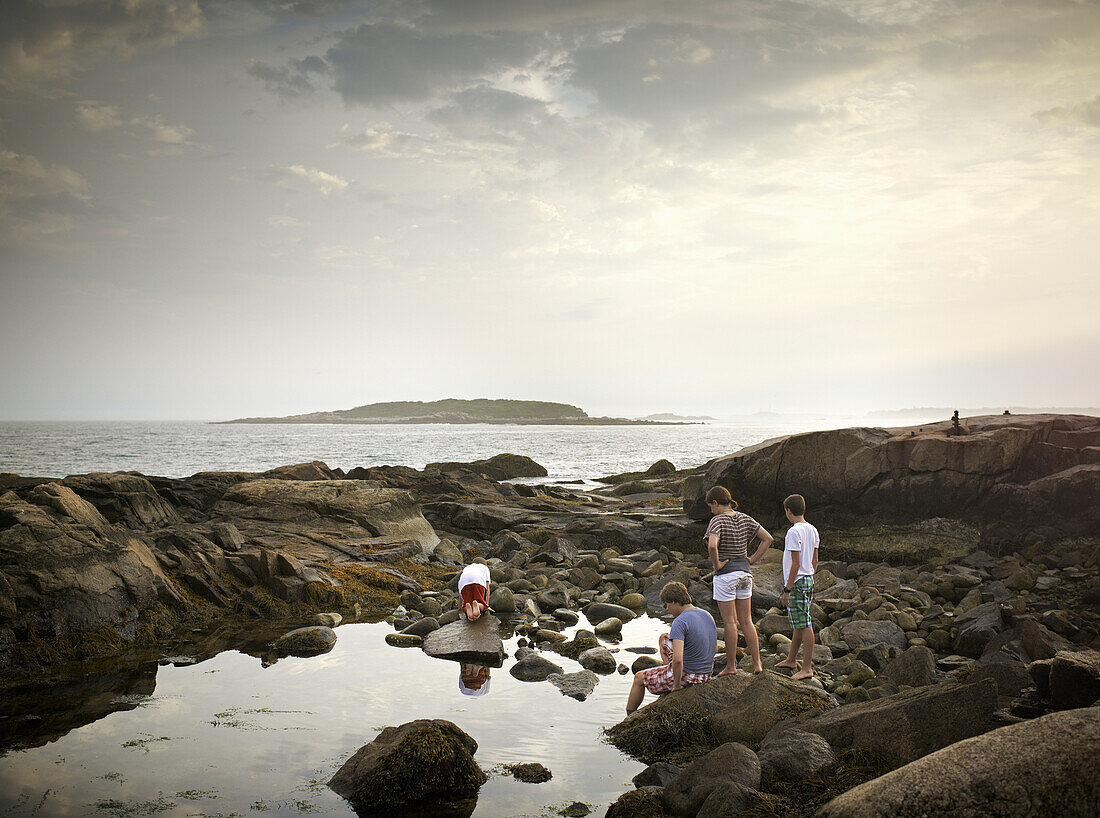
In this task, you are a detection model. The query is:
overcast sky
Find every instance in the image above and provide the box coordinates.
[1,0,1097,421]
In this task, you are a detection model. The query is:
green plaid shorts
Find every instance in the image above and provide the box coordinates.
[787,576,814,630]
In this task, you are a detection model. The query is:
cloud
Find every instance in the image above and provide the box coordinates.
[0,147,90,241]
[75,101,198,152]
[1034,94,1100,128]
[269,164,351,195]
[0,0,205,88]
[247,56,330,100]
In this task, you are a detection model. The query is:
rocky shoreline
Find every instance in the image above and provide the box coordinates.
[2,413,1098,816]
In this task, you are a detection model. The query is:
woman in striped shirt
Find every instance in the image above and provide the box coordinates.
[705,485,774,675]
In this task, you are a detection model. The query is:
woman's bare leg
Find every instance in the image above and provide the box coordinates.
[717,599,739,676]
[734,597,763,673]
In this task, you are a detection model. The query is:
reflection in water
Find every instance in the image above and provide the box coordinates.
[0,617,662,816]
[458,664,491,697]
[0,660,158,754]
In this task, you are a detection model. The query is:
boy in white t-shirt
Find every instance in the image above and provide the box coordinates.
[775,494,819,680]
[458,559,493,621]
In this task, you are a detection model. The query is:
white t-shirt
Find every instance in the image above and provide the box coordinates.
[458,563,491,592]
[783,521,819,584]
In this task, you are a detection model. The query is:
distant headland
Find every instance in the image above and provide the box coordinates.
[217,399,696,425]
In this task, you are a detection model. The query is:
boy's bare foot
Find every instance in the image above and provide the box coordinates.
[752,664,764,674]
[791,668,814,681]
[774,660,798,670]
[716,667,739,677]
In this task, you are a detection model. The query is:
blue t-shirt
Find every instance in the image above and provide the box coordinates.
[669,607,718,675]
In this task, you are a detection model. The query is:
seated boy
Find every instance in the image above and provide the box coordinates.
[625,581,717,714]
[458,558,492,621]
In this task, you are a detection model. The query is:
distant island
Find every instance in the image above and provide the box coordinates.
[636,412,715,421]
[219,399,690,425]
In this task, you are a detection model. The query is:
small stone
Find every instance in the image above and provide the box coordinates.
[594,617,623,635]
[385,633,423,647]
[578,647,617,674]
[506,762,552,783]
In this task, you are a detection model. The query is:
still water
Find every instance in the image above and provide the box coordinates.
[1,615,675,817]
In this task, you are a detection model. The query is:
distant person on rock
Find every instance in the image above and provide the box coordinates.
[774,494,819,681]
[625,581,717,715]
[704,486,774,676]
[458,558,493,622]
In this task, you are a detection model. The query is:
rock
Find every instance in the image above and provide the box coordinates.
[487,586,516,613]
[386,633,422,647]
[584,602,636,624]
[795,678,998,769]
[757,613,793,640]
[882,646,936,688]
[270,626,337,657]
[1048,650,1100,709]
[547,670,599,700]
[707,671,836,749]
[632,655,663,673]
[210,521,246,551]
[552,608,580,625]
[262,461,338,481]
[620,592,647,609]
[401,617,440,637]
[632,761,682,788]
[427,453,547,481]
[841,620,907,652]
[62,472,181,530]
[422,616,505,666]
[438,609,460,626]
[661,742,761,817]
[695,782,761,818]
[608,674,755,763]
[328,719,486,813]
[954,601,1004,658]
[578,647,617,674]
[605,786,666,818]
[757,727,837,781]
[594,617,623,635]
[310,612,342,627]
[0,484,179,652]
[509,654,563,682]
[431,538,464,565]
[816,707,1100,818]
[967,660,1031,697]
[505,762,552,783]
[646,459,677,476]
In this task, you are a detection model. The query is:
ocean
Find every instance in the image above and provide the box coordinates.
[0,415,906,481]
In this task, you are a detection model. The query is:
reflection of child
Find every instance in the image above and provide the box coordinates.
[459,663,491,697]
[458,559,492,621]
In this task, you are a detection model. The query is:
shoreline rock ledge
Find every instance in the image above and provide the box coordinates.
[684,413,1100,546]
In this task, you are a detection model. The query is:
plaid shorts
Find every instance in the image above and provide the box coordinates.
[641,633,713,694]
[787,576,814,630]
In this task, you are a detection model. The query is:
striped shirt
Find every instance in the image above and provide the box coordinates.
[704,512,761,575]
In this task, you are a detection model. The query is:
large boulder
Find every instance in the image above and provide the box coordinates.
[422,616,505,667]
[328,719,486,814]
[661,742,761,817]
[757,727,837,782]
[215,478,440,558]
[881,646,936,688]
[0,484,179,664]
[1048,650,1100,709]
[62,472,181,530]
[706,671,835,749]
[427,453,547,481]
[953,601,1004,658]
[685,415,1100,543]
[794,678,998,769]
[840,620,907,652]
[271,626,337,657]
[817,707,1100,817]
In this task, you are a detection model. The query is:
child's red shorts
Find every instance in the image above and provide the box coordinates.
[460,583,488,608]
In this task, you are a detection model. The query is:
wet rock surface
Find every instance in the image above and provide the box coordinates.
[328,719,486,814]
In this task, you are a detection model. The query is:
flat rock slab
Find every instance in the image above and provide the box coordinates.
[548,670,600,701]
[422,616,505,667]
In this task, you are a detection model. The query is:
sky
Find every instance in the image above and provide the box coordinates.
[1,0,1098,421]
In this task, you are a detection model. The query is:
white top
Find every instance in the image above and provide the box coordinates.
[783,521,819,584]
[458,562,491,592]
